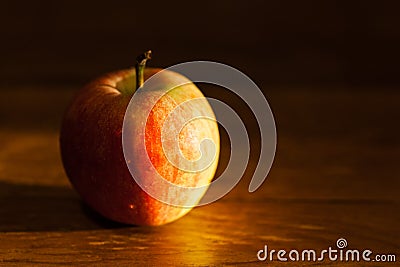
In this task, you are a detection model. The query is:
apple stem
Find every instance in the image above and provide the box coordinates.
[135,50,152,90]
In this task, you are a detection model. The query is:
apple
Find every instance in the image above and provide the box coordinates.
[60,51,220,225]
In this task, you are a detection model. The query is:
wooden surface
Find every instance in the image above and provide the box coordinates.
[0,86,399,266]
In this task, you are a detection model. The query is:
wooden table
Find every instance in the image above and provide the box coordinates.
[0,86,398,266]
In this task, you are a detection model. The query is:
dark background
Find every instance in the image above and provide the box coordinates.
[0,1,399,265]
[1,0,399,87]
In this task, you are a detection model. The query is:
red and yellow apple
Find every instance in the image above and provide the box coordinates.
[60,51,220,225]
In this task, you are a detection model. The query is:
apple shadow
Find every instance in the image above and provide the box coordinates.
[0,181,130,232]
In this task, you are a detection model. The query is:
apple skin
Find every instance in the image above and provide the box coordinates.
[60,68,219,226]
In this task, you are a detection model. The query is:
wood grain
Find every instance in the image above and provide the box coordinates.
[0,87,399,266]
